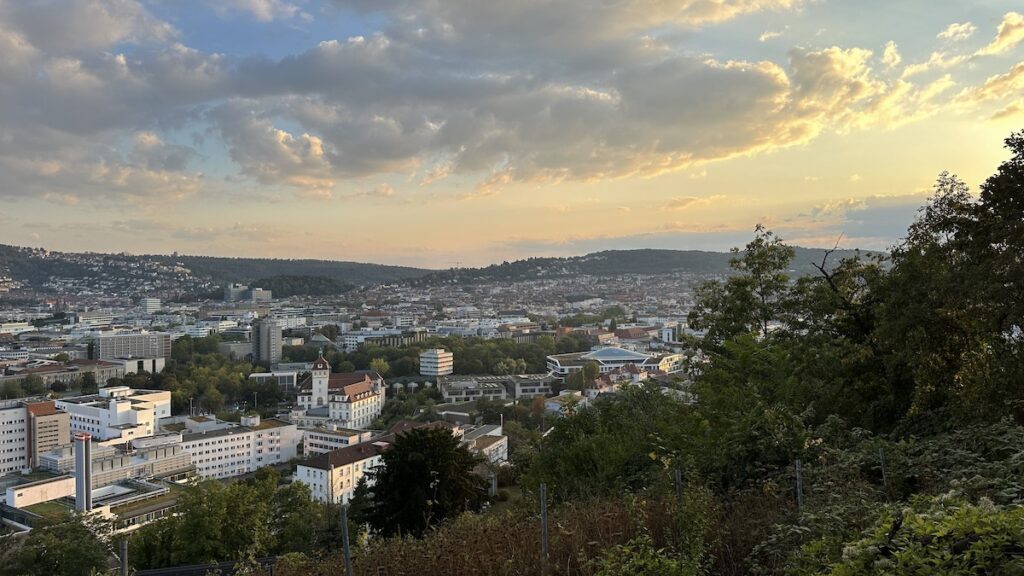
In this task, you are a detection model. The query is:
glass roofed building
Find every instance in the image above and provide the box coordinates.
[546,346,685,379]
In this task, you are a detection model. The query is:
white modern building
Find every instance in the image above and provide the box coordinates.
[94,332,171,361]
[56,387,171,444]
[293,355,385,430]
[546,347,686,378]
[303,427,373,455]
[0,400,28,475]
[438,375,508,403]
[139,298,161,314]
[116,357,166,375]
[178,414,301,479]
[419,348,454,377]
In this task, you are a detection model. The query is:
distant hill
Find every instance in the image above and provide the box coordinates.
[0,244,431,297]
[408,247,885,285]
[0,243,885,297]
[155,255,430,285]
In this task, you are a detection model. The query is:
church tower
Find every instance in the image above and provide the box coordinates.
[311,353,331,406]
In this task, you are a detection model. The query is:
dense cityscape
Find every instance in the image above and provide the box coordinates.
[3,0,1024,574]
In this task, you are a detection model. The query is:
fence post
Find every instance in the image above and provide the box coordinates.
[795,459,804,511]
[879,448,889,501]
[341,503,354,576]
[119,538,128,576]
[540,483,549,575]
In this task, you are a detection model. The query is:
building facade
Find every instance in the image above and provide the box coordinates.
[0,400,28,475]
[251,320,283,365]
[94,332,171,360]
[419,348,454,377]
[179,415,301,479]
[56,387,171,443]
[294,356,386,430]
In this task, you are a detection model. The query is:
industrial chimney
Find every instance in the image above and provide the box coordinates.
[73,431,93,512]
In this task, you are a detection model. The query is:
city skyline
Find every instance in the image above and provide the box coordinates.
[1,1,1023,266]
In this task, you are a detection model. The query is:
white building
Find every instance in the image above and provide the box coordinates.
[546,347,685,378]
[303,427,373,455]
[139,298,161,314]
[178,415,301,479]
[294,355,385,430]
[116,357,166,375]
[56,387,171,444]
[0,400,28,475]
[294,440,389,504]
[419,348,454,377]
[94,332,172,361]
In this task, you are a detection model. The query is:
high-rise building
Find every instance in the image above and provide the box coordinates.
[94,332,171,360]
[25,400,70,468]
[139,298,161,314]
[420,348,454,377]
[251,320,283,365]
[0,401,28,475]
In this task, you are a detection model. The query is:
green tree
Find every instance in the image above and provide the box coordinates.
[689,225,795,346]
[79,372,98,394]
[366,427,487,537]
[370,357,390,377]
[0,514,110,576]
[53,352,70,363]
[22,374,46,395]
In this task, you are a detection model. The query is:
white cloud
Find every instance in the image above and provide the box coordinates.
[881,41,901,67]
[937,22,976,42]
[211,0,304,22]
[975,12,1024,56]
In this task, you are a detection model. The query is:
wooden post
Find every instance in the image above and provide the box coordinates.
[795,459,804,511]
[119,538,128,576]
[341,503,354,576]
[540,483,549,574]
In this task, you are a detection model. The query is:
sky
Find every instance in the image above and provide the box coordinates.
[0,1,1022,268]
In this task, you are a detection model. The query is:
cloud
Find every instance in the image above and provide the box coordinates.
[0,0,1007,212]
[957,61,1024,105]
[208,100,336,194]
[662,195,724,211]
[991,99,1024,120]
[760,30,783,42]
[881,41,901,67]
[975,12,1024,56]
[937,22,977,42]
[209,0,304,22]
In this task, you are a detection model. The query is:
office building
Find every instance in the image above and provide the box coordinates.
[178,415,301,479]
[251,320,283,365]
[303,427,373,455]
[56,387,171,443]
[139,298,161,314]
[25,400,70,468]
[0,400,28,475]
[438,375,508,403]
[94,332,171,361]
[419,348,454,377]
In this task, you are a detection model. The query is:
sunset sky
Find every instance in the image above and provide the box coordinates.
[1,0,1022,267]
